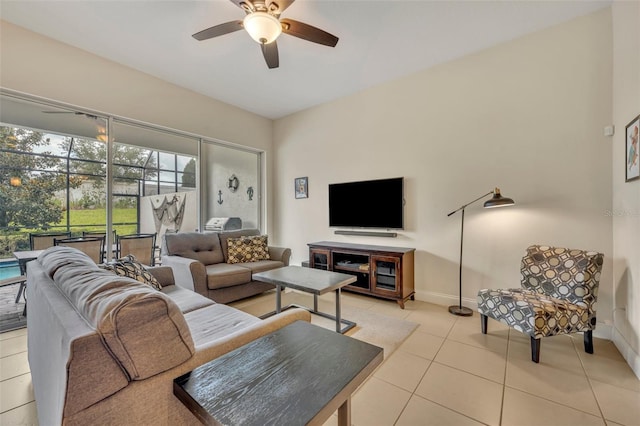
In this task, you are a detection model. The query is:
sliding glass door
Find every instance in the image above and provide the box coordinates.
[111,121,199,254]
[201,142,261,231]
[0,90,264,265]
[0,95,108,258]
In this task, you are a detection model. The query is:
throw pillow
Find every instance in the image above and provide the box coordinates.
[226,235,270,264]
[102,254,162,290]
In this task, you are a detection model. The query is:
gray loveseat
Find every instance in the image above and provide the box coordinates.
[161,229,290,303]
[27,246,310,425]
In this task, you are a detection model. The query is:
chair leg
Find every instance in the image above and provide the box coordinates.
[15,281,26,303]
[584,330,594,354]
[481,314,488,334]
[530,336,541,363]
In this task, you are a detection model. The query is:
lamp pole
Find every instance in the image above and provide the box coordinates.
[447,191,493,317]
[447,188,514,316]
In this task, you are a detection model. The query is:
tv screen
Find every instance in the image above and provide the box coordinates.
[329,177,404,229]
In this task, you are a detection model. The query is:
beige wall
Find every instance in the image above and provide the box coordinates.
[612,1,640,377]
[0,20,275,233]
[274,9,615,331]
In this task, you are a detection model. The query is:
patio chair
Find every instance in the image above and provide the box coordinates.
[54,237,105,264]
[477,245,604,363]
[29,231,71,250]
[117,233,156,266]
[82,230,117,243]
[1,275,28,313]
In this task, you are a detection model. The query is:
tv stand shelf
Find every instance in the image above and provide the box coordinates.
[308,241,415,309]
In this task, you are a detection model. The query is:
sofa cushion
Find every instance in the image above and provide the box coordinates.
[38,246,195,381]
[102,255,162,290]
[162,284,215,313]
[219,228,260,261]
[226,235,271,264]
[184,303,261,344]
[205,263,252,290]
[164,232,224,265]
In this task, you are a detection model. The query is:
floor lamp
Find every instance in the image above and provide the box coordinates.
[447,187,515,316]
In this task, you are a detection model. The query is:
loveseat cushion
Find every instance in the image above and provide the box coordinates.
[38,247,195,380]
[164,232,224,265]
[205,263,252,290]
[236,259,285,274]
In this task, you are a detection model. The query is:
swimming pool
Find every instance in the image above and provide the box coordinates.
[0,260,20,280]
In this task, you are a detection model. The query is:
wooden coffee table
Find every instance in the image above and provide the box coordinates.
[173,320,383,426]
[253,265,356,333]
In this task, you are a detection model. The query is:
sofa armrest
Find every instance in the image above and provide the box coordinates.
[161,255,207,294]
[147,266,176,288]
[268,246,291,266]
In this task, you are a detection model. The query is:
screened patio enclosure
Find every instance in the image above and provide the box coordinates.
[0,91,262,262]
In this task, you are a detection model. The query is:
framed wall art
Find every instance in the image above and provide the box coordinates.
[626,114,639,182]
[295,177,308,199]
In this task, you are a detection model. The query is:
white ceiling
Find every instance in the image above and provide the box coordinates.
[0,0,611,120]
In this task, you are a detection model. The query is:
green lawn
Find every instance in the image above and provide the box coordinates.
[61,208,138,235]
[0,208,139,257]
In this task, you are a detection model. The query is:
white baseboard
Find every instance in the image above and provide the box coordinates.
[612,327,640,380]
[414,290,478,310]
[593,322,613,340]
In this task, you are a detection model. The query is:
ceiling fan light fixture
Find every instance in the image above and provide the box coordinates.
[243,11,282,44]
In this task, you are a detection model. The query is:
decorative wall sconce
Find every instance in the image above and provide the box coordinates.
[228,174,239,192]
[217,190,223,205]
[247,186,254,201]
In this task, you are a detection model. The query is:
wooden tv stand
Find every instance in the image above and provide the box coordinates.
[307,241,415,309]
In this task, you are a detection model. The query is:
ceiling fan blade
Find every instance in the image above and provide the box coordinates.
[266,0,295,16]
[280,19,338,47]
[261,41,279,69]
[42,111,99,119]
[192,20,243,41]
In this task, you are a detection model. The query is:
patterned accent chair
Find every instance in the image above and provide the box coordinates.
[477,245,604,363]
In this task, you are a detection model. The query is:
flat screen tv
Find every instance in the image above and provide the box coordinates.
[329,177,404,229]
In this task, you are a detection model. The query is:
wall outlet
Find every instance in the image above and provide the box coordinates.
[604,125,615,137]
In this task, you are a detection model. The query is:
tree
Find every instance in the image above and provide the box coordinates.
[0,126,81,230]
[69,140,158,180]
[181,158,196,187]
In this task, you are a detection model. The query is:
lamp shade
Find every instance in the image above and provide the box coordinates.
[243,12,282,44]
[483,187,515,208]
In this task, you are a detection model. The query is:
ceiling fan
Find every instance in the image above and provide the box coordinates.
[42,111,107,141]
[192,0,339,69]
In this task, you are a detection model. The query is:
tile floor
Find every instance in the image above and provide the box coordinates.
[1,290,639,426]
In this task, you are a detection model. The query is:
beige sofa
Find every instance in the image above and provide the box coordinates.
[27,246,310,425]
[161,229,290,303]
